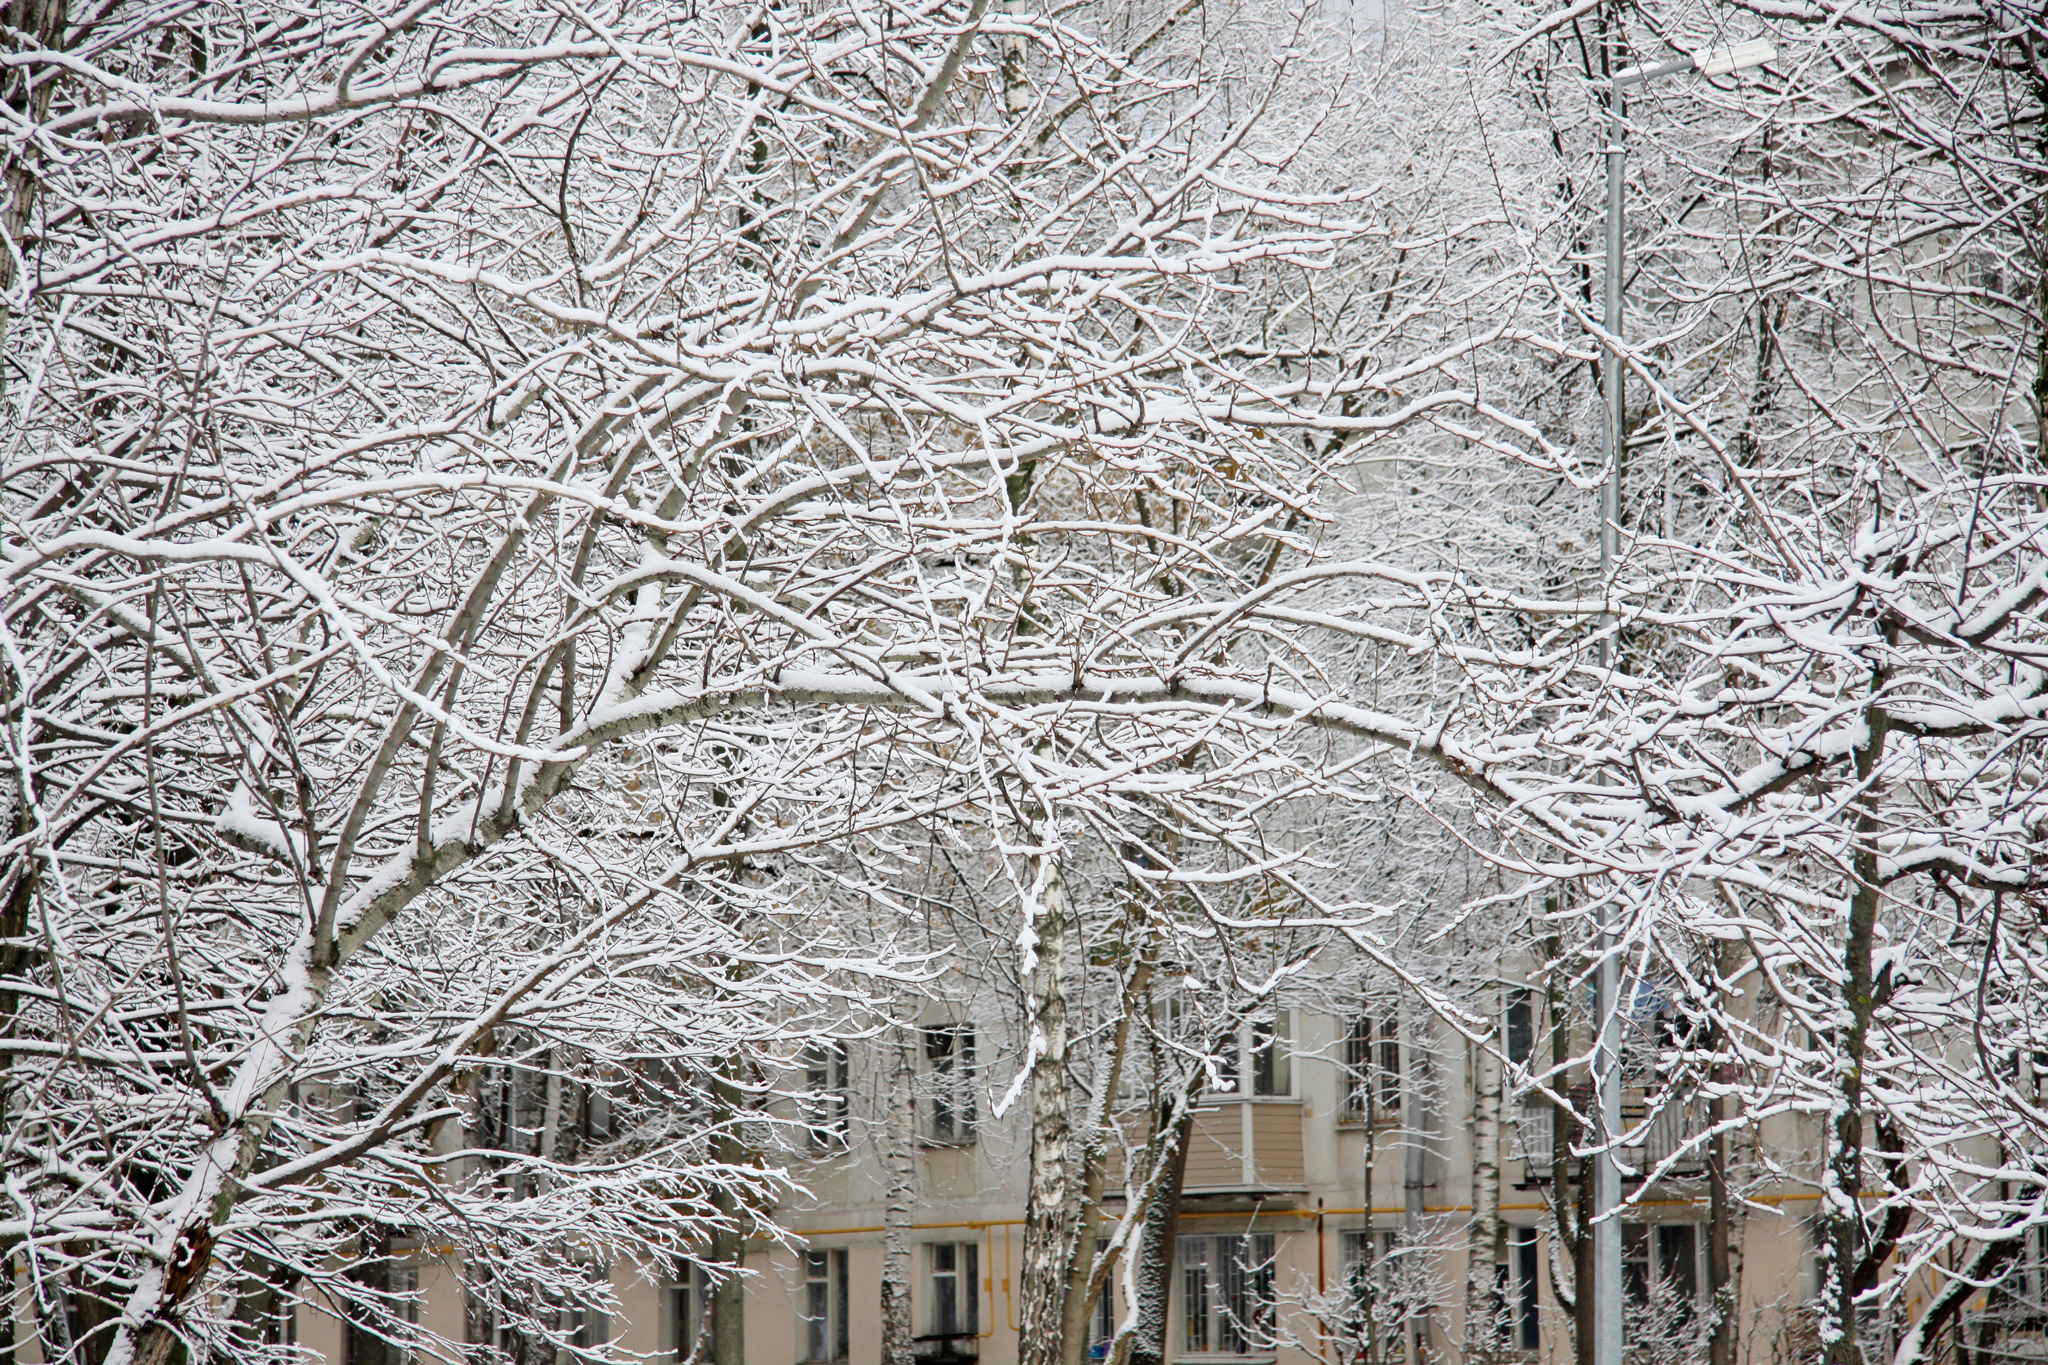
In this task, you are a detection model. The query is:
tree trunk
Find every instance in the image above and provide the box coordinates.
[1363,1063,1382,1365]
[1464,1030,1503,1365]
[1124,1104,1194,1365]
[1063,960,1150,1365]
[1018,845,1077,1365]
[882,1022,917,1365]
[1537,919,1588,1365]
[1402,1005,1430,1364]
[710,1067,747,1365]
[1823,678,1892,1365]
[0,0,69,303]
[1708,940,1749,1365]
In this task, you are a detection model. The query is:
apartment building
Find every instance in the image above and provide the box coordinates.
[259,1002,1844,1365]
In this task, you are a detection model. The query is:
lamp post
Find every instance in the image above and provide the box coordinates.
[1590,37,1773,1365]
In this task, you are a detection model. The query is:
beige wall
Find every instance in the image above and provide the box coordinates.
[6,1009,1846,1365]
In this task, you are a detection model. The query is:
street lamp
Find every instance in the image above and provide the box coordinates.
[1590,37,1773,1365]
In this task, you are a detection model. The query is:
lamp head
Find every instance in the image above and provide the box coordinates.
[1696,39,1776,76]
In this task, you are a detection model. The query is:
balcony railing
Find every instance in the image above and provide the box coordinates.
[1509,1091,1707,1181]
[1626,1092,1709,1178]
[1511,1099,1553,1170]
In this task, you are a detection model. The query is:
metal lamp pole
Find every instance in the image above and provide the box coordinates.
[1590,36,1774,1365]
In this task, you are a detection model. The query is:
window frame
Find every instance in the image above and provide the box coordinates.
[1338,1229,1411,1365]
[924,1024,977,1144]
[801,1247,850,1364]
[1341,1014,1399,1121]
[1621,1221,1701,1343]
[1176,1233,1277,1359]
[1205,1011,1294,1102]
[927,1241,981,1341]
[801,1042,850,1151]
[675,1259,711,1364]
[1495,1226,1538,1352]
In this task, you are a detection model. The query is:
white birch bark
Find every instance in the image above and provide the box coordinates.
[1463,1031,1502,1365]
[882,1023,917,1365]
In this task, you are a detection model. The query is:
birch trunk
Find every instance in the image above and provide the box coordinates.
[1463,1031,1502,1365]
[1402,1006,1430,1365]
[1708,940,1749,1365]
[1018,845,1078,1365]
[882,1023,917,1365]
[1538,920,1587,1365]
[1362,1070,1381,1365]
[1064,962,1149,1365]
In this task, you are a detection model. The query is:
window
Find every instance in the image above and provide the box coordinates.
[1623,1224,1698,1335]
[1969,250,2005,296]
[345,1260,418,1365]
[1494,1228,1538,1351]
[1987,1224,2048,1331]
[675,1259,710,1363]
[567,1265,610,1355]
[1339,1230,1412,1364]
[1250,1014,1291,1097]
[395,1266,420,1351]
[1342,1016,1399,1120]
[1090,1283,1115,1359]
[1208,1012,1293,1099]
[925,1025,976,1142]
[928,1242,980,1343]
[802,1249,849,1363]
[802,1043,849,1150]
[1505,991,1534,1069]
[1178,1234,1275,1357]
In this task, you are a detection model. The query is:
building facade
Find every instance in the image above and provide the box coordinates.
[247,1004,1853,1365]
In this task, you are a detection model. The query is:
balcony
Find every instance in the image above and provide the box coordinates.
[1624,1092,1708,1179]
[1511,1099,1554,1171]
[1510,1091,1708,1182]
[1181,1100,1305,1194]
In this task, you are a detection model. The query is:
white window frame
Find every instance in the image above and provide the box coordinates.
[1176,1233,1276,1359]
[674,1259,711,1364]
[801,1043,850,1151]
[924,1024,977,1143]
[801,1248,849,1364]
[1495,1227,1538,1352]
[1207,1011,1293,1100]
[1622,1221,1702,1345]
[1340,1014,1399,1121]
[927,1241,981,1342]
[1339,1229,1412,1365]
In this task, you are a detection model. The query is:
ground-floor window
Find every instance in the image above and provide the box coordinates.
[1089,1279,1114,1359]
[1623,1223,1703,1355]
[925,1240,980,1357]
[1178,1233,1276,1357]
[803,1248,850,1364]
[345,1262,419,1365]
[1623,1223,1698,1311]
[676,1259,712,1363]
[1338,1229,1424,1364]
[1493,1227,1538,1351]
[1978,1221,2048,1350]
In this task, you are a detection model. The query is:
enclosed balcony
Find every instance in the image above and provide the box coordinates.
[1181,1100,1306,1194]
